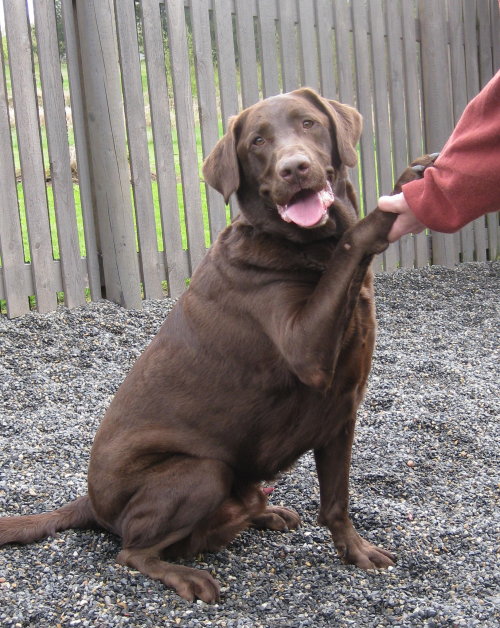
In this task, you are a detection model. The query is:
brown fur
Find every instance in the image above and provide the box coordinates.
[0,88,436,603]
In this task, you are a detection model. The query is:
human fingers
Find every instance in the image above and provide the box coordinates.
[377,192,408,215]
[387,213,426,242]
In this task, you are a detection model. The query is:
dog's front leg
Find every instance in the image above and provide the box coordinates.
[266,155,439,389]
[314,418,395,569]
[272,238,376,391]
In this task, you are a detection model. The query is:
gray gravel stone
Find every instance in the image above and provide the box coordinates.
[0,262,498,627]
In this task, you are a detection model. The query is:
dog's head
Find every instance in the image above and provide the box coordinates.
[203,88,362,238]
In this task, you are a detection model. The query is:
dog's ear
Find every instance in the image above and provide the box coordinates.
[293,88,363,168]
[326,99,363,168]
[202,116,240,204]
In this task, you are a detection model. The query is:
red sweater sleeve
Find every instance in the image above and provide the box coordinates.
[402,70,500,233]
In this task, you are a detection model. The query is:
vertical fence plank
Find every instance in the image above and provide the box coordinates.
[164,0,207,272]
[462,0,488,262]
[386,0,414,269]
[448,1,469,126]
[369,0,395,271]
[34,0,87,308]
[351,0,377,216]
[448,0,474,262]
[332,2,361,205]
[477,0,494,87]
[257,0,281,97]
[191,0,228,241]
[485,202,498,264]
[401,0,424,158]
[278,0,299,93]
[488,0,499,262]
[61,0,102,302]
[332,1,354,106]
[297,0,319,91]
[0,27,30,317]
[142,0,188,296]
[487,1,499,264]
[212,0,240,219]
[315,0,337,99]
[463,0,480,99]
[234,0,260,107]
[115,0,163,299]
[76,0,142,308]
[478,0,497,262]
[4,0,57,313]
[212,0,240,127]
[492,0,500,72]
[385,0,408,177]
[401,0,429,267]
[418,0,457,267]
[478,0,496,277]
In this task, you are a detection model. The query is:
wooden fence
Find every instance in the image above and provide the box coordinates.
[0,0,498,317]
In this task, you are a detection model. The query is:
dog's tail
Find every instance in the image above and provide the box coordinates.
[0,496,97,546]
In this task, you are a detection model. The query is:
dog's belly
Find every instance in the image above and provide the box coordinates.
[232,371,369,480]
[88,283,373,508]
[90,334,367,488]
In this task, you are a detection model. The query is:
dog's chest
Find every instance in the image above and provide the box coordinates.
[298,240,338,272]
[231,383,350,480]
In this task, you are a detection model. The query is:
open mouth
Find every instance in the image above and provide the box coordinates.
[277,182,334,228]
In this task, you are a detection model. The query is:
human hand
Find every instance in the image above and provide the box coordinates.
[377,193,425,243]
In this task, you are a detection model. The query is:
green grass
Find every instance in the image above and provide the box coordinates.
[16,183,86,261]
[14,114,214,263]
[16,174,209,264]
[6,46,215,264]
[1,34,222,314]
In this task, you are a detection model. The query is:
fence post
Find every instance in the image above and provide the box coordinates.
[418,0,457,267]
[74,0,142,308]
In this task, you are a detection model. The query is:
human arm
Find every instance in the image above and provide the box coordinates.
[378,70,500,241]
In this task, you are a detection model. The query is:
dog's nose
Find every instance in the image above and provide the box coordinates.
[277,154,311,182]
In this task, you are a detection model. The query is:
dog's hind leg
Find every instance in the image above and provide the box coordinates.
[251,505,301,531]
[114,456,234,603]
[201,482,300,541]
[117,542,221,603]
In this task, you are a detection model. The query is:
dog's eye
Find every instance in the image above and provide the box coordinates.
[253,136,265,146]
[303,119,315,129]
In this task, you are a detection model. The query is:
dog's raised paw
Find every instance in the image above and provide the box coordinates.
[393,152,439,192]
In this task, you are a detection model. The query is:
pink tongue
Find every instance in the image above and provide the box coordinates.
[285,192,326,227]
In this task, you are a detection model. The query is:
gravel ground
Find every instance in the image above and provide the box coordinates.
[0,261,498,627]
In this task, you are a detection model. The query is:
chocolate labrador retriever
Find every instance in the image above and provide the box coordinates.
[0,88,435,603]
